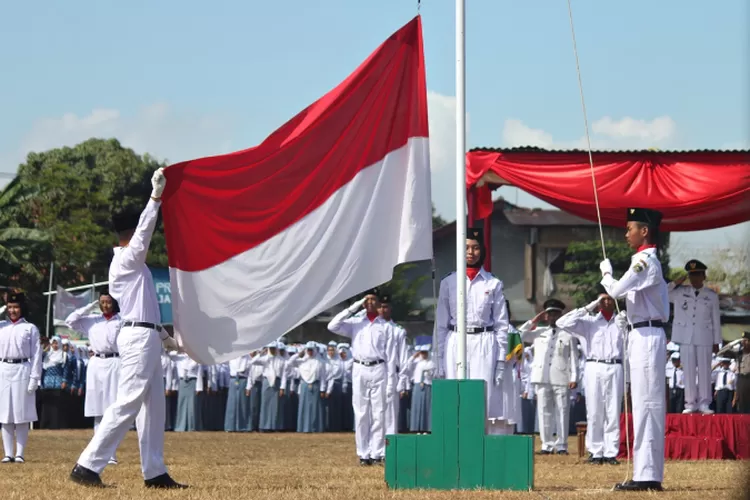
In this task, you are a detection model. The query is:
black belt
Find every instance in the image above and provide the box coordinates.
[122,321,164,333]
[181,377,197,381]
[449,325,493,334]
[586,359,622,365]
[627,320,664,331]
[354,359,385,367]
[93,352,119,359]
[232,376,247,379]
[0,358,29,364]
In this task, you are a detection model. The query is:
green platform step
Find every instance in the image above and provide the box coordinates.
[385,379,534,491]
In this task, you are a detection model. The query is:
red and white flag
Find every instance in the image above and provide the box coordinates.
[162,16,432,363]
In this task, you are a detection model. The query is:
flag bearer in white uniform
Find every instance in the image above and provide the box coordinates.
[328,289,396,466]
[65,290,122,465]
[379,295,408,436]
[667,259,721,414]
[70,168,186,489]
[600,207,668,492]
[556,286,625,465]
[435,227,510,433]
[0,293,42,463]
[519,299,579,455]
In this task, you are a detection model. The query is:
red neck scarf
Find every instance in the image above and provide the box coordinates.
[366,312,378,322]
[637,244,657,252]
[601,310,614,322]
[466,268,480,281]
[10,318,21,324]
[103,313,115,321]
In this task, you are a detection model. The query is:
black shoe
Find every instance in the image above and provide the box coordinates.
[359,458,373,466]
[144,473,188,489]
[556,450,569,455]
[604,457,621,465]
[70,464,104,488]
[372,458,384,466]
[536,450,553,455]
[587,456,603,465]
[614,480,663,491]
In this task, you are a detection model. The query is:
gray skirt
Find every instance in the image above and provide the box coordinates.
[175,378,203,432]
[297,381,325,433]
[259,378,281,430]
[409,383,431,432]
[224,377,251,432]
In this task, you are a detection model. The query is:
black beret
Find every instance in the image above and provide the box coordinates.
[111,211,140,233]
[543,298,566,312]
[380,294,391,304]
[626,207,663,227]
[467,227,484,244]
[742,331,750,340]
[685,259,708,273]
[6,292,25,304]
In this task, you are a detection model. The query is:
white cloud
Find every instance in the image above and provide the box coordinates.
[502,115,678,150]
[7,103,235,172]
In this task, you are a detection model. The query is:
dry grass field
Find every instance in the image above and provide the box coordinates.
[0,430,747,500]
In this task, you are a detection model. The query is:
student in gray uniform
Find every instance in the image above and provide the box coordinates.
[250,342,285,432]
[225,355,251,432]
[283,347,300,431]
[283,341,331,432]
[245,352,264,431]
[405,345,435,433]
[174,354,204,432]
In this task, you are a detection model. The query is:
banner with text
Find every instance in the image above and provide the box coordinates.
[149,267,173,325]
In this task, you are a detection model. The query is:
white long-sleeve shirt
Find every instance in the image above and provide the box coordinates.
[519,322,579,386]
[175,354,204,392]
[282,352,333,393]
[556,307,624,362]
[327,309,397,383]
[65,306,121,355]
[0,318,42,382]
[109,199,161,324]
[668,282,721,346]
[405,356,436,386]
[600,247,669,324]
[248,353,285,387]
[712,368,735,391]
[229,355,251,378]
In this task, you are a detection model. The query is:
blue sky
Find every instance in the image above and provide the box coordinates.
[0,0,747,263]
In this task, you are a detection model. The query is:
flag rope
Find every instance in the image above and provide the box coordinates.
[565,0,632,484]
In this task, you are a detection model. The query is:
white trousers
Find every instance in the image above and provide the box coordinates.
[534,383,570,451]
[78,326,167,480]
[584,362,623,458]
[352,362,387,460]
[628,327,666,483]
[680,344,712,410]
[385,377,399,435]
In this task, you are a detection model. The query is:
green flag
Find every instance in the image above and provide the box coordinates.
[506,331,523,362]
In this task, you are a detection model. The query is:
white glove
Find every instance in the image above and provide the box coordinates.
[27,379,38,394]
[162,334,180,352]
[494,361,504,386]
[585,299,600,313]
[599,259,613,277]
[615,310,628,331]
[151,168,166,199]
[347,297,367,314]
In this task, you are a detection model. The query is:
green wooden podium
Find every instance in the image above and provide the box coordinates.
[384,379,534,490]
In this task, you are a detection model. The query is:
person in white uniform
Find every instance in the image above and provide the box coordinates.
[328,289,396,466]
[70,168,185,489]
[65,290,122,465]
[0,293,42,463]
[435,227,510,434]
[519,299,579,454]
[378,295,409,436]
[556,286,625,464]
[600,207,668,492]
[667,259,721,415]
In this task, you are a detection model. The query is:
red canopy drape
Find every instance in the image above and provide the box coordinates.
[466,149,750,231]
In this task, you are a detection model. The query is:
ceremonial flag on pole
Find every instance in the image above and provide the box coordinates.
[161,16,432,363]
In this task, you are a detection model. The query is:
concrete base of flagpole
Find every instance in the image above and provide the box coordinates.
[384,379,534,490]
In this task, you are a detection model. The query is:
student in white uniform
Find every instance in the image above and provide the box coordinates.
[0,293,42,463]
[65,290,122,464]
[519,299,579,455]
[328,289,397,466]
[404,345,435,433]
[338,343,354,431]
[282,341,331,432]
[70,168,185,489]
[667,259,721,415]
[435,227,510,434]
[556,286,625,465]
[712,357,735,414]
[668,353,685,413]
[324,341,345,432]
[378,295,408,436]
[600,207,668,492]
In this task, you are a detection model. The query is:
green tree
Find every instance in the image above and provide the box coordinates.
[562,239,671,307]
[1,138,167,327]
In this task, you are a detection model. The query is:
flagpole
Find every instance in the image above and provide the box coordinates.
[455,0,467,380]
[45,261,54,337]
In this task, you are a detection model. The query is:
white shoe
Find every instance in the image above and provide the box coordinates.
[1,457,12,463]
[108,458,118,465]
[698,406,714,415]
[682,408,696,414]
[14,456,24,463]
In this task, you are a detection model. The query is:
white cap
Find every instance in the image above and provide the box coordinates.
[671,352,680,360]
[666,341,679,351]
[305,341,317,350]
[286,346,297,354]
[328,341,338,347]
